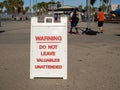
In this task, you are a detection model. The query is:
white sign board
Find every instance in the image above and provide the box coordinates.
[30,17,67,79]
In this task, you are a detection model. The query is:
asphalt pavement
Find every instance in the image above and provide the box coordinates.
[0,20,120,90]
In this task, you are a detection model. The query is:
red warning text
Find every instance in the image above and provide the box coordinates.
[35,36,62,41]
[40,51,55,56]
[36,58,60,62]
[48,45,58,49]
[35,65,62,69]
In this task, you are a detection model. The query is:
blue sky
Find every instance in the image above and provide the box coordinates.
[24,0,120,6]
[0,0,120,7]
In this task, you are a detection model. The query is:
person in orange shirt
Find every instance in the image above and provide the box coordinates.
[97,8,104,33]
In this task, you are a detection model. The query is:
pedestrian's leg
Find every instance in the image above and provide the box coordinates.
[99,22,103,33]
[69,27,72,33]
[99,26,103,33]
[75,27,78,33]
[75,27,80,34]
[100,27,103,33]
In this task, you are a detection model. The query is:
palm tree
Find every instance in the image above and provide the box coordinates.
[0,2,4,13]
[90,0,97,13]
[103,0,110,14]
[103,0,109,3]
[0,2,4,27]
[15,0,24,14]
[34,2,48,15]
[90,0,96,6]
[50,0,55,3]
[23,6,29,14]
[3,0,15,14]
[3,0,24,14]
[56,1,61,8]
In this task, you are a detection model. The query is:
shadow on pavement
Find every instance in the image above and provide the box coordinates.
[0,30,5,33]
[115,34,120,36]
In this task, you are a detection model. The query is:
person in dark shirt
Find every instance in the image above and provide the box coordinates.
[69,10,79,34]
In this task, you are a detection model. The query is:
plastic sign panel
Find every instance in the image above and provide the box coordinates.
[30,17,67,79]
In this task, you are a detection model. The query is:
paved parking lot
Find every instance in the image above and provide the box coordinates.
[0,20,120,90]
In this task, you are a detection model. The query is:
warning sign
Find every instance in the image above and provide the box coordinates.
[30,17,67,79]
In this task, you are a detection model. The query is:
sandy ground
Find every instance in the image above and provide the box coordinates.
[0,20,120,90]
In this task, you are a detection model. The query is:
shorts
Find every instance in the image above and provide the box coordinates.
[98,21,104,27]
[71,22,77,27]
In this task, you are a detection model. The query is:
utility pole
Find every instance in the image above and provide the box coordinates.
[109,0,112,12]
[36,0,37,4]
[100,0,104,8]
[33,0,34,13]
[30,0,32,13]
[61,0,64,6]
[0,1,5,32]
[87,0,91,29]
[100,0,102,7]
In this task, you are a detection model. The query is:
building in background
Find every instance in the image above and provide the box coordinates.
[48,5,76,15]
[111,4,120,11]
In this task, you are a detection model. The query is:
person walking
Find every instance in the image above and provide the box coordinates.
[69,9,79,34]
[97,8,105,33]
